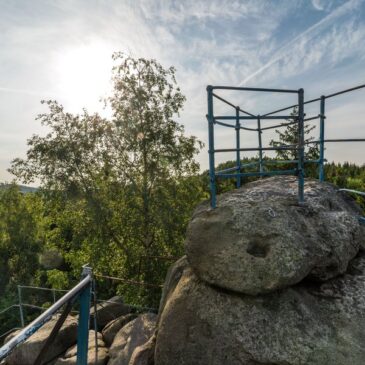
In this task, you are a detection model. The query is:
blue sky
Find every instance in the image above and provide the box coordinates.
[1,0,365,182]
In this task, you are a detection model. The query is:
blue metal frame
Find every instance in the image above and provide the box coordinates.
[0,266,93,365]
[207,83,365,208]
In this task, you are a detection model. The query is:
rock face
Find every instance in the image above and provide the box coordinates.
[155,253,365,365]
[6,316,78,365]
[55,331,108,365]
[186,176,365,295]
[102,313,138,346]
[155,177,365,365]
[108,313,156,365]
[90,296,131,330]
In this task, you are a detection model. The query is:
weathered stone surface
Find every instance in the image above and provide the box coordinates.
[102,313,138,346]
[55,331,108,365]
[155,252,365,365]
[158,256,187,321]
[6,316,78,365]
[186,176,365,295]
[108,313,156,365]
[90,296,131,330]
[129,334,156,365]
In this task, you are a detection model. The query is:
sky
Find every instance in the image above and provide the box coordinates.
[1,0,365,183]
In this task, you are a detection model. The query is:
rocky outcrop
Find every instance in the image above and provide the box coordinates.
[155,176,365,365]
[155,252,365,365]
[129,334,156,365]
[102,313,138,346]
[90,296,131,330]
[108,313,156,365]
[6,316,78,365]
[55,331,108,365]
[186,177,365,295]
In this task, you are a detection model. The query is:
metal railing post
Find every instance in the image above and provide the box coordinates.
[319,95,326,182]
[235,106,241,188]
[257,115,263,175]
[76,265,92,365]
[17,286,25,328]
[298,88,305,203]
[207,85,216,208]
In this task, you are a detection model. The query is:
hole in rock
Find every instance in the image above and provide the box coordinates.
[246,240,270,258]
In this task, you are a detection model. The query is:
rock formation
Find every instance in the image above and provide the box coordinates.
[155,176,365,365]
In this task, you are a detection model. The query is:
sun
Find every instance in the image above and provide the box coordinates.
[52,41,115,114]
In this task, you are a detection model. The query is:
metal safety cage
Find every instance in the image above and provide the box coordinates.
[0,265,93,365]
[207,85,305,208]
[206,83,365,211]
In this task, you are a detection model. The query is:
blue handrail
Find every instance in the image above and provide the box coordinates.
[207,83,365,208]
[0,265,92,364]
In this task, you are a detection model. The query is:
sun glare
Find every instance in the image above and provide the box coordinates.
[53,41,115,115]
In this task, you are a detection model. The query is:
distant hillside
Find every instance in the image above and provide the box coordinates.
[0,183,38,193]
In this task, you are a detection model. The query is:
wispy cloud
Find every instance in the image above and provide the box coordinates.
[239,0,363,85]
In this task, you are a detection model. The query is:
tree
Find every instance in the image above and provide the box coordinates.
[269,107,319,161]
[0,184,42,295]
[9,54,205,305]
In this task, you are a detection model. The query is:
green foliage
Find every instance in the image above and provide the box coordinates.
[9,54,206,307]
[0,184,42,295]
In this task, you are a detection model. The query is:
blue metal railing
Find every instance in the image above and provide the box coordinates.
[0,265,93,364]
[207,83,365,209]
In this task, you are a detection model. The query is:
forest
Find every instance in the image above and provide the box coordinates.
[0,54,364,339]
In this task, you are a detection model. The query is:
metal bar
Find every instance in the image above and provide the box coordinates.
[214,120,235,129]
[214,145,299,153]
[338,189,365,197]
[17,285,68,293]
[212,92,236,109]
[211,86,298,93]
[214,115,295,120]
[17,286,24,328]
[326,83,365,99]
[212,93,255,117]
[298,88,305,203]
[216,166,239,174]
[261,159,320,165]
[212,119,257,131]
[263,83,365,117]
[0,328,21,341]
[76,269,92,365]
[306,139,365,144]
[257,117,263,174]
[207,86,217,208]
[216,169,297,179]
[0,274,92,361]
[323,139,365,142]
[236,107,241,188]
[319,96,325,182]
[303,115,320,122]
[94,274,164,288]
[359,217,365,224]
[260,120,297,131]
[240,161,260,168]
[34,301,74,365]
[92,280,99,365]
[0,305,18,316]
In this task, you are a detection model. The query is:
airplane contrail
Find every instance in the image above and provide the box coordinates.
[239,0,362,86]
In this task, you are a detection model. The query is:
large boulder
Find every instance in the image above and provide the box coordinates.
[155,252,365,365]
[186,176,365,295]
[6,316,78,365]
[55,331,108,365]
[108,313,156,365]
[129,334,156,365]
[90,296,131,330]
[102,313,138,346]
